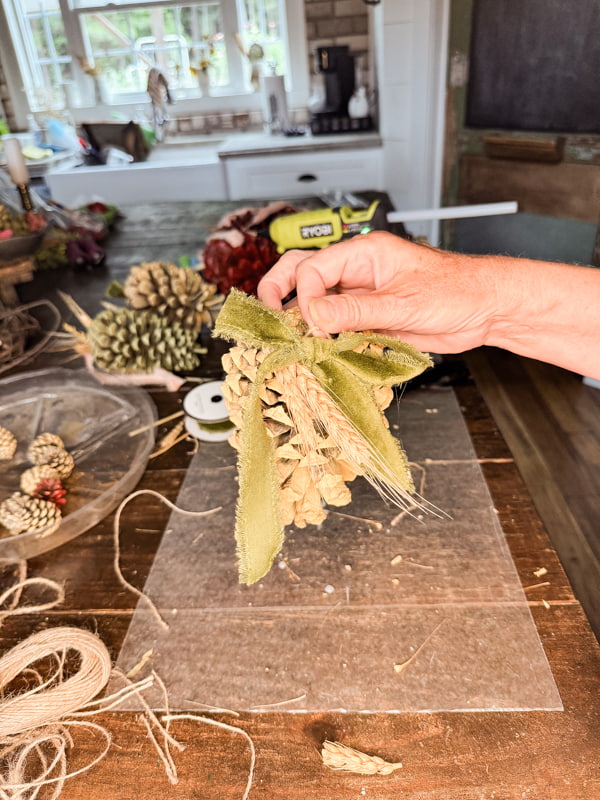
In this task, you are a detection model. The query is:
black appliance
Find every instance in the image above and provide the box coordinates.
[310,45,372,135]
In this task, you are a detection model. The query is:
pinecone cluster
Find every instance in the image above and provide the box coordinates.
[87,307,202,374]
[221,311,394,528]
[122,261,223,333]
[0,431,72,537]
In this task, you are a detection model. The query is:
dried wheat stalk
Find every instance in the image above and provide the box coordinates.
[321,740,403,776]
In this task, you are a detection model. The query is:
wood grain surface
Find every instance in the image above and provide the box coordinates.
[4,201,599,799]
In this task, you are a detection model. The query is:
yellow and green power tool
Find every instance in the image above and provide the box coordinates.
[268,200,389,254]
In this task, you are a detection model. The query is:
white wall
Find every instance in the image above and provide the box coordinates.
[372,0,449,243]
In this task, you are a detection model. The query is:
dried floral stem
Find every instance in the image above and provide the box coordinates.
[129,410,184,438]
[393,620,445,675]
[321,740,403,776]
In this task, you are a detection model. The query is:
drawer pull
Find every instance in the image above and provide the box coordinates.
[297,173,317,183]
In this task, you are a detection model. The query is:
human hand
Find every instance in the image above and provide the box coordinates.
[257,232,500,354]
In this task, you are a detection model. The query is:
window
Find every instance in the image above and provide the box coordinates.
[1,0,307,113]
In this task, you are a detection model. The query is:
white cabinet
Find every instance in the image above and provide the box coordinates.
[223,147,384,201]
[46,160,227,207]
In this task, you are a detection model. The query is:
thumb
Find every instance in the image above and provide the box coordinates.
[309,293,395,334]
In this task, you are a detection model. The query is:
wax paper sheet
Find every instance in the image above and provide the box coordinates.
[116,387,561,712]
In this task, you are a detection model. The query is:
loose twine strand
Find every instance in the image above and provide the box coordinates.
[112,489,221,630]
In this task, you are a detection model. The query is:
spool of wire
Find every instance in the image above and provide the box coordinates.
[182,381,235,442]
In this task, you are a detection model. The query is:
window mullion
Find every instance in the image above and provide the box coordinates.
[222,0,246,92]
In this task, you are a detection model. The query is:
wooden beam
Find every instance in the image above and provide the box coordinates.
[458,154,600,223]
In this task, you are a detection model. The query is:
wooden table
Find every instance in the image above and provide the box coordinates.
[7,201,600,799]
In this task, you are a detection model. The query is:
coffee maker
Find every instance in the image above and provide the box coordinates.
[310,45,371,134]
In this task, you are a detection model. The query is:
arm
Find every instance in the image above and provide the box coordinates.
[257,232,600,380]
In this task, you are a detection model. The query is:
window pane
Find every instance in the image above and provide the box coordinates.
[237,0,286,78]
[14,0,72,110]
[80,3,228,97]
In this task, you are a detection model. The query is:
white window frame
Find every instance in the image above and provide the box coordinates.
[0,0,309,126]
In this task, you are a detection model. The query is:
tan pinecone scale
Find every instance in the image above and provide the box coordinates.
[20,464,61,495]
[221,311,394,528]
[123,261,223,333]
[27,432,74,479]
[0,491,62,536]
[0,426,17,460]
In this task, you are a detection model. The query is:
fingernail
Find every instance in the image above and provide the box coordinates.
[309,297,337,327]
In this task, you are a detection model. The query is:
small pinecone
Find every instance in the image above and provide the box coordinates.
[27,432,65,460]
[87,307,201,374]
[123,261,223,333]
[0,491,62,536]
[0,426,17,460]
[32,478,67,508]
[20,464,61,494]
[221,310,394,529]
[27,433,74,479]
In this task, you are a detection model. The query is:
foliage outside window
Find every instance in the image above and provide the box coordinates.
[3,0,291,112]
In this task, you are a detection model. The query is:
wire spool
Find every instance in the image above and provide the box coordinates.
[183,381,235,442]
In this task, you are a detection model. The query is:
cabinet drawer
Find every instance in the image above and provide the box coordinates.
[224,148,383,200]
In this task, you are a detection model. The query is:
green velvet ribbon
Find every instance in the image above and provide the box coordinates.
[214,289,432,585]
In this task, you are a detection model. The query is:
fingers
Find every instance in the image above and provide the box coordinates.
[257,250,307,308]
[259,236,384,313]
[309,291,412,335]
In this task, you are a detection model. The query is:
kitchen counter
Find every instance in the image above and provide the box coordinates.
[45,129,383,206]
[214,129,382,158]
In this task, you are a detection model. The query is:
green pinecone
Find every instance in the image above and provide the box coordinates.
[0,491,62,536]
[123,261,222,333]
[87,307,201,374]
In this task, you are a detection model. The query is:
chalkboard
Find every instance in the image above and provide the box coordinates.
[466,0,600,133]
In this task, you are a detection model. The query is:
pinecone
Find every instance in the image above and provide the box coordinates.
[0,491,62,536]
[31,478,67,508]
[221,310,394,528]
[20,464,61,495]
[87,307,201,374]
[27,433,74,479]
[123,261,223,333]
[0,426,17,460]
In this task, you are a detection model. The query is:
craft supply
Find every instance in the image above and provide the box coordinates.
[112,488,221,629]
[183,381,235,442]
[214,289,432,585]
[118,260,223,333]
[116,386,562,714]
[321,740,403,775]
[0,426,16,460]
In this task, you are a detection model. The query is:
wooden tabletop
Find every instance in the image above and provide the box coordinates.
[6,200,600,799]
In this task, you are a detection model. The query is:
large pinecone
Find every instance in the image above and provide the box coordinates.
[0,491,62,536]
[123,261,222,333]
[0,426,17,460]
[221,311,394,528]
[87,307,201,374]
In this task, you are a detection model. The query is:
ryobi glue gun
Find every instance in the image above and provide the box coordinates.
[268,200,388,254]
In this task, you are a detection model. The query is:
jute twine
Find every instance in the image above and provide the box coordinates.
[0,490,255,800]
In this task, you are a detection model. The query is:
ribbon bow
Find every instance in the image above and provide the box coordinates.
[214,289,432,584]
